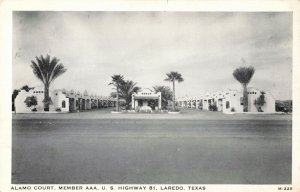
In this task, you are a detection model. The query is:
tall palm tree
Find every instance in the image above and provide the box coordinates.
[164,71,184,111]
[108,75,124,112]
[153,85,172,110]
[31,54,66,111]
[233,66,255,112]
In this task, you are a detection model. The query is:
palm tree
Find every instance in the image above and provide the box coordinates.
[31,55,66,111]
[110,80,140,109]
[164,71,184,111]
[108,75,124,112]
[233,66,255,112]
[153,85,173,110]
[119,80,140,109]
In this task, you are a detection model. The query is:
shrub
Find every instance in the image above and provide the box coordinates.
[56,108,61,112]
[254,91,266,112]
[275,100,292,112]
[209,104,218,111]
[231,107,235,112]
[173,108,180,112]
[24,96,37,110]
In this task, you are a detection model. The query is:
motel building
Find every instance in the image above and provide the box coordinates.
[14,86,117,113]
[131,88,162,112]
[177,87,275,113]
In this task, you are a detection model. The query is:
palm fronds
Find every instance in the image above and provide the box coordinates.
[31,54,67,86]
[153,85,173,109]
[233,66,255,86]
[164,71,184,82]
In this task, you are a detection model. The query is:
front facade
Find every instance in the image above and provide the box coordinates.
[14,86,116,113]
[177,87,275,113]
[15,86,48,113]
[15,86,275,114]
[131,88,162,112]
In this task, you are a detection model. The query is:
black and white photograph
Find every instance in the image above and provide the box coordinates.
[0,1,299,191]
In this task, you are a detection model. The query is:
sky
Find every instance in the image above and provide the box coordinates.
[13,11,292,100]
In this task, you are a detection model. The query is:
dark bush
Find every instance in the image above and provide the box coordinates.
[209,104,218,111]
[276,100,292,112]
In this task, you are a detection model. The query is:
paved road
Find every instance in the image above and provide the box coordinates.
[12,116,292,184]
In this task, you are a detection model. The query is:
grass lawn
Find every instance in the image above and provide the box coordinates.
[12,108,292,184]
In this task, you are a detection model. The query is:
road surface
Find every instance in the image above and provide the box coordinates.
[12,110,292,184]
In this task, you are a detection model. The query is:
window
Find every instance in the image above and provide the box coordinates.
[226,101,230,109]
[62,101,66,108]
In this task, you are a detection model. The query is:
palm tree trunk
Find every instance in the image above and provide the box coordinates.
[44,85,50,111]
[243,84,248,112]
[172,80,175,111]
[116,87,119,112]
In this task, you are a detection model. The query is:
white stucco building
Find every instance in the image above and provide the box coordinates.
[131,88,162,112]
[14,86,49,113]
[177,87,275,113]
[14,86,116,113]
